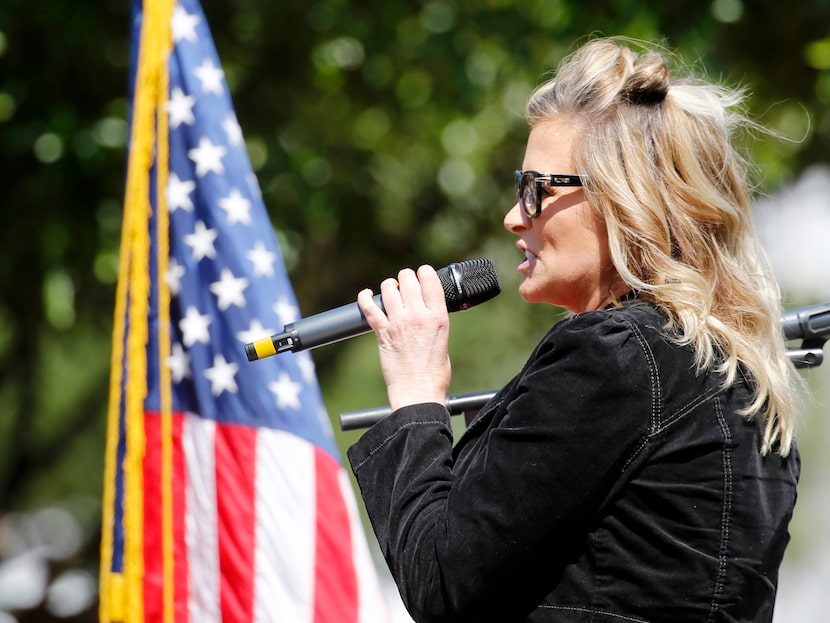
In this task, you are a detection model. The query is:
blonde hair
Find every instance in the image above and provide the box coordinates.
[527,37,798,456]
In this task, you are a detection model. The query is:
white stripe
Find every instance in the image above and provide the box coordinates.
[337,468,393,623]
[183,413,221,622]
[253,428,316,622]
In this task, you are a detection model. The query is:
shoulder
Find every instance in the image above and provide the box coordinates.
[514,301,669,415]
[565,298,667,333]
[519,299,696,426]
[479,301,671,469]
[537,299,671,365]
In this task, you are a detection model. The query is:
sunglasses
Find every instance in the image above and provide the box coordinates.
[514,170,584,218]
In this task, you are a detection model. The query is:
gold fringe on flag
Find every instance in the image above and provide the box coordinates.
[100,1,175,621]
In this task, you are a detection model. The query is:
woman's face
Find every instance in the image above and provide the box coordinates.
[504,117,620,313]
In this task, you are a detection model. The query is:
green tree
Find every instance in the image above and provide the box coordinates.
[0,0,827,620]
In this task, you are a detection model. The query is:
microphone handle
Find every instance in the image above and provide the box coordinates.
[285,294,383,351]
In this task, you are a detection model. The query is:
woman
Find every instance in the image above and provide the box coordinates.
[350,37,800,622]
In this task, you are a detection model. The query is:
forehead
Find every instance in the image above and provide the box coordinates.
[522,118,577,172]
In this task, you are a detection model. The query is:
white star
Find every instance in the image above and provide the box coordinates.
[165,256,186,295]
[165,87,196,128]
[193,58,225,95]
[223,113,243,146]
[274,296,299,325]
[204,354,239,396]
[166,342,191,383]
[187,136,226,177]
[166,172,196,212]
[296,353,317,384]
[171,5,200,43]
[218,188,252,225]
[179,306,211,347]
[236,319,276,344]
[247,240,277,277]
[268,372,303,410]
[184,220,218,261]
[209,268,249,311]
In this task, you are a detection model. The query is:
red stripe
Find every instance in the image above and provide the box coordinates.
[314,449,359,623]
[172,413,189,623]
[143,412,190,623]
[215,423,257,623]
[143,413,164,623]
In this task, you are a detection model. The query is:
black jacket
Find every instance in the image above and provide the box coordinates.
[348,299,800,622]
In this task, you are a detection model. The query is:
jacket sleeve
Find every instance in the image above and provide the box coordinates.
[347,311,658,623]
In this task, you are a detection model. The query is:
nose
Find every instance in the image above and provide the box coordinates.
[503,200,529,234]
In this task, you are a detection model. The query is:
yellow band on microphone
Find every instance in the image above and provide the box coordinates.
[252,337,277,360]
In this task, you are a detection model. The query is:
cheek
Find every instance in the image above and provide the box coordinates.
[542,210,611,276]
[540,209,596,255]
[572,206,610,255]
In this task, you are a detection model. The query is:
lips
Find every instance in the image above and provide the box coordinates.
[516,243,537,272]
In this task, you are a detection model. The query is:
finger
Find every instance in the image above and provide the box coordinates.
[357,288,387,330]
[396,268,424,308]
[378,277,403,317]
[417,265,448,312]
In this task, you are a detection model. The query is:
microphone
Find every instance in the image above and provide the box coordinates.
[245,258,501,361]
[781,301,830,369]
[780,301,830,342]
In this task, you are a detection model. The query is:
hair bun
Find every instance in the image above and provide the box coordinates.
[623,52,670,105]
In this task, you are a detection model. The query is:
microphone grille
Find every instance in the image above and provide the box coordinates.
[437,258,501,312]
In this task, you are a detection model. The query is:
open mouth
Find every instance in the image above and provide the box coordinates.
[517,247,537,272]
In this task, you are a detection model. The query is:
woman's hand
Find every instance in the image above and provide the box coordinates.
[357,265,451,412]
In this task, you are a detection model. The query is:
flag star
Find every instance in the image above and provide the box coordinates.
[171,5,200,43]
[165,87,196,128]
[166,342,191,383]
[223,113,243,146]
[166,172,196,212]
[184,220,218,261]
[274,296,299,325]
[204,354,239,396]
[236,319,276,344]
[209,268,249,310]
[268,372,303,410]
[296,353,317,384]
[247,240,277,277]
[193,58,225,95]
[179,305,211,347]
[165,256,186,295]
[218,188,252,225]
[187,136,227,177]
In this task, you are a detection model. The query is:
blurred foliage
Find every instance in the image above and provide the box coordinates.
[0,0,829,619]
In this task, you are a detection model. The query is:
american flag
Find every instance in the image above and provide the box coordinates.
[99,1,390,621]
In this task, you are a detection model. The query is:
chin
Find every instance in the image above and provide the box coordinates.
[517,282,548,305]
[519,282,572,309]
